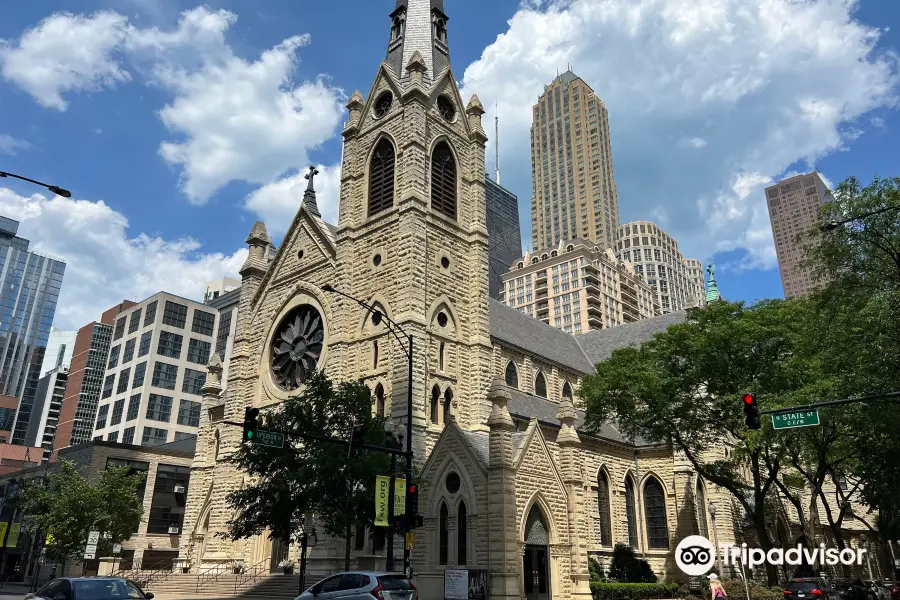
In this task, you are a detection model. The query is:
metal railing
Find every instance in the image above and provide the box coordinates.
[116,561,177,590]
[233,557,271,595]
[195,560,233,592]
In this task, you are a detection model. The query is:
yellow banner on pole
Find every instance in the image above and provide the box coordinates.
[394,478,406,516]
[6,523,21,548]
[0,522,8,545]
[45,532,55,545]
[374,476,390,526]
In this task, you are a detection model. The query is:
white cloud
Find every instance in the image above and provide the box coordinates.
[1,7,347,204]
[462,0,899,269]
[0,11,131,110]
[0,186,246,330]
[244,164,341,238]
[0,134,30,155]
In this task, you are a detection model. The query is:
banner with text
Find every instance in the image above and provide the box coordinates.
[6,523,21,547]
[375,476,390,526]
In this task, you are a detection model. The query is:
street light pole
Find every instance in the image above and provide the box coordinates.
[0,171,71,197]
[821,205,900,231]
[320,285,415,578]
[707,500,722,576]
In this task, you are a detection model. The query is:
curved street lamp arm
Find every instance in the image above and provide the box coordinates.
[321,284,411,359]
[0,171,72,198]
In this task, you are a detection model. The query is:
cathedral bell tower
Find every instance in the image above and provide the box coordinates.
[329,0,493,459]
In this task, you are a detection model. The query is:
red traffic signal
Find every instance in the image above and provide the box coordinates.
[742,394,761,430]
[742,393,755,405]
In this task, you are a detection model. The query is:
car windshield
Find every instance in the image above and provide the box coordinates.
[73,580,144,600]
[379,576,414,591]
[788,582,821,592]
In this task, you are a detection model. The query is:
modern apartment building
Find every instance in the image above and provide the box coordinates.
[0,395,18,443]
[615,221,707,313]
[39,329,77,377]
[0,216,66,445]
[485,174,522,299]
[92,293,218,446]
[765,172,831,298]
[205,283,239,390]
[530,70,620,252]
[500,238,658,335]
[54,301,134,451]
[25,365,68,460]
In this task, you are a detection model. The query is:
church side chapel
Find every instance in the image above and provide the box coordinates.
[175,1,742,599]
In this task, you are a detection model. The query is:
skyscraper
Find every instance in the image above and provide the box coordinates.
[485,174,522,299]
[765,171,831,298]
[530,70,619,251]
[0,216,66,445]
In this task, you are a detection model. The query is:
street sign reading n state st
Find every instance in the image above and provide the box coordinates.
[772,410,820,430]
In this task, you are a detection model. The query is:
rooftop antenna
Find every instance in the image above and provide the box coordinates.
[495,102,500,185]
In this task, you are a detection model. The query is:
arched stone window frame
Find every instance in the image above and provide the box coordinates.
[534,370,548,398]
[642,474,670,550]
[456,498,468,566]
[439,501,449,565]
[430,458,478,568]
[624,472,639,550]
[695,478,709,538]
[429,139,458,220]
[562,380,573,400]
[596,467,613,547]
[504,359,519,389]
[430,384,441,426]
[373,382,386,419]
[442,386,454,424]
[366,135,398,217]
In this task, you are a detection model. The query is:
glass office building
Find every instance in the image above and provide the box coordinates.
[0,216,66,444]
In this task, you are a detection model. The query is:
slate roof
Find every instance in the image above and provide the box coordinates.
[489,299,594,373]
[459,429,488,467]
[576,310,688,365]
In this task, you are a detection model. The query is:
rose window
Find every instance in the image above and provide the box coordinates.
[271,305,324,390]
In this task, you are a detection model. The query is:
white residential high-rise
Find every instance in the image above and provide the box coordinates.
[39,329,77,377]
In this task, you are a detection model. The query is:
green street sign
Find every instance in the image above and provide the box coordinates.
[772,410,820,430]
[250,429,285,448]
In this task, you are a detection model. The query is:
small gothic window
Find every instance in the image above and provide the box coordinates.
[437,312,449,328]
[562,381,573,399]
[439,502,449,565]
[390,17,402,41]
[439,342,446,371]
[368,138,395,216]
[443,388,453,424]
[458,501,468,565]
[597,470,612,546]
[434,18,447,43]
[373,340,379,369]
[644,477,670,549]
[446,472,461,494]
[437,96,456,122]
[535,371,547,398]
[374,92,393,118]
[625,475,638,548]
[374,383,385,419]
[431,142,457,219]
[430,385,440,425]
[504,361,519,389]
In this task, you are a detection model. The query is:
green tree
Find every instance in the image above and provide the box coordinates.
[581,299,824,585]
[223,370,392,570]
[14,460,145,567]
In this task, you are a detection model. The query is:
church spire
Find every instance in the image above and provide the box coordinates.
[705,264,721,302]
[302,165,321,218]
[385,0,450,84]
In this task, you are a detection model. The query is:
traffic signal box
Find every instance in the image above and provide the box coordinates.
[743,393,761,430]
[407,484,424,529]
[350,426,365,457]
[243,407,260,442]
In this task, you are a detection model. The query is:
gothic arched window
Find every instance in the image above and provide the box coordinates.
[373,340,379,369]
[439,341,446,371]
[504,361,519,389]
[374,383,385,419]
[430,385,440,425]
[457,501,467,565]
[562,381,573,400]
[439,502,449,565]
[625,474,638,549]
[644,477,669,549]
[369,138,395,216]
[597,470,612,547]
[443,388,453,424]
[696,480,709,538]
[431,142,457,219]
[534,371,547,398]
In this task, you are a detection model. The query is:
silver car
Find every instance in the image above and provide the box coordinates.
[297,572,417,600]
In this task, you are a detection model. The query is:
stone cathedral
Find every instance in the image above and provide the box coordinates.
[176,1,741,598]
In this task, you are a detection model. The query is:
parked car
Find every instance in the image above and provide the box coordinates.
[296,572,417,600]
[25,577,154,600]
[835,579,871,600]
[864,580,890,600]
[784,578,841,600]
[877,581,900,600]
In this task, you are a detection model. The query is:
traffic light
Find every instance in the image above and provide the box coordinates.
[349,425,364,457]
[742,393,761,430]
[407,484,419,517]
[243,407,260,442]
[392,515,406,530]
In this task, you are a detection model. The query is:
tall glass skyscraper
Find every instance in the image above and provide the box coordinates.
[0,216,66,444]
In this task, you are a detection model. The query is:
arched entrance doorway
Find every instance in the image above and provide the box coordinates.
[524,505,551,600]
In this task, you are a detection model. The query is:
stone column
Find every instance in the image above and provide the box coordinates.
[557,397,592,599]
[487,381,520,600]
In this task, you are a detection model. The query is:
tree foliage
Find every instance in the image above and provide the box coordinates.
[14,460,145,563]
[223,370,392,548]
[607,543,657,583]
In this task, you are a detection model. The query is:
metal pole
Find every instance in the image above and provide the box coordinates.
[298,531,308,595]
[760,391,900,415]
[386,449,397,572]
[404,334,413,578]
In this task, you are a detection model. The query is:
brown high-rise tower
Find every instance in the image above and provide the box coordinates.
[530,70,619,251]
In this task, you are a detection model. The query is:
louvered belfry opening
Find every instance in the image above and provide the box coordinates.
[430,141,457,219]
[368,138,396,216]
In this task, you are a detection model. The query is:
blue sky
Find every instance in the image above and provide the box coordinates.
[0,0,897,329]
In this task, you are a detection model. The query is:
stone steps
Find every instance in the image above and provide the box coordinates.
[134,572,305,599]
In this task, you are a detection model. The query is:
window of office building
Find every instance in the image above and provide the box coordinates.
[215,310,232,359]
[122,338,136,363]
[138,332,152,357]
[132,362,147,388]
[182,368,205,396]
[177,400,201,427]
[191,310,215,336]
[102,374,115,399]
[147,464,190,534]
[111,398,125,426]
[144,301,157,326]
[157,331,183,359]
[187,339,211,365]
[141,427,168,447]
[116,368,130,394]
[114,318,126,341]
[151,362,178,390]
[126,393,141,421]
[162,301,188,329]
[146,394,173,422]
[122,427,135,445]
[128,308,142,334]
[96,404,109,429]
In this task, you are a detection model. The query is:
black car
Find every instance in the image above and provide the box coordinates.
[834,579,871,600]
[784,578,841,600]
[26,577,154,600]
